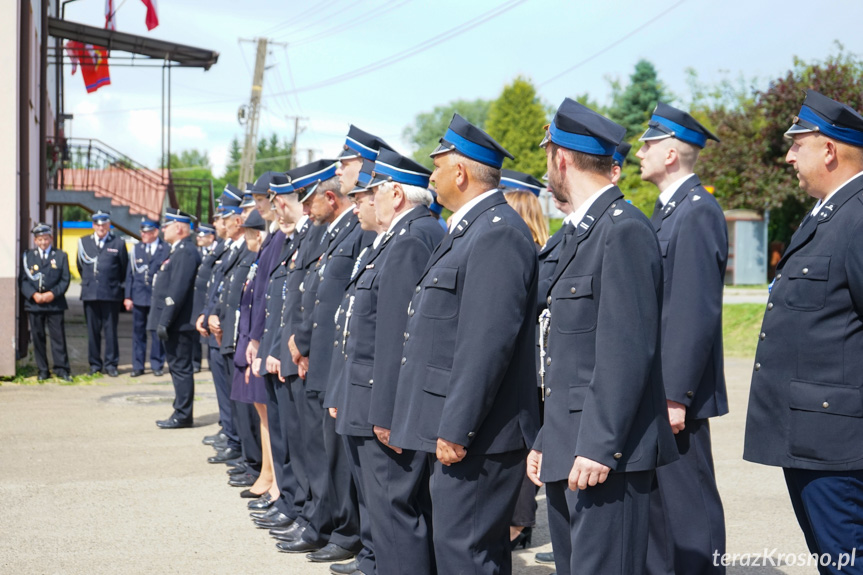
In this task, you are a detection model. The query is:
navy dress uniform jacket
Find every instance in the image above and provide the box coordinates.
[147,237,201,332]
[193,238,226,320]
[293,212,374,393]
[535,187,678,482]
[389,192,540,455]
[365,207,445,433]
[125,240,170,306]
[77,233,129,301]
[250,229,285,345]
[744,174,863,471]
[537,224,570,316]
[653,175,729,419]
[217,245,256,355]
[279,223,326,378]
[20,248,70,313]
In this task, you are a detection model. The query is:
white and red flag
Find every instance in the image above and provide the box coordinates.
[141,0,159,30]
[104,0,117,30]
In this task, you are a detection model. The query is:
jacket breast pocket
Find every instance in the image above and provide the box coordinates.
[784,256,830,311]
[420,267,459,320]
[352,269,378,316]
[552,275,596,334]
[788,379,863,463]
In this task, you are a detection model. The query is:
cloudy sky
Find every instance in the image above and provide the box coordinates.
[61,0,863,177]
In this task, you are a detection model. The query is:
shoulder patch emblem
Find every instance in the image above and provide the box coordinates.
[692,194,701,201]
[613,209,623,216]
[492,216,501,223]
[165,297,175,306]
[399,228,407,236]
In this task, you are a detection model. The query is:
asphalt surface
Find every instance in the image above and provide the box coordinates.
[0,286,817,574]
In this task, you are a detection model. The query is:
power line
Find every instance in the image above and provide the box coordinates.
[266,0,526,98]
[272,0,366,42]
[538,0,688,87]
[269,0,353,40]
[282,46,303,113]
[288,0,412,48]
[259,0,340,37]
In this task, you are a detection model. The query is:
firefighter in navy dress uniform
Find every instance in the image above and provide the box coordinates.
[19,223,72,382]
[744,90,863,574]
[124,217,170,377]
[77,210,129,377]
[150,209,202,428]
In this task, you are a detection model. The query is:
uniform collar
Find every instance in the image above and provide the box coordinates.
[658,173,697,207]
[564,184,614,226]
[327,207,353,234]
[449,189,498,234]
[810,170,863,216]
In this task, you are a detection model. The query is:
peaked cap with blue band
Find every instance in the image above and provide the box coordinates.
[339,125,393,161]
[289,159,339,203]
[240,193,256,209]
[164,208,195,224]
[499,169,544,197]
[140,217,160,231]
[542,98,626,156]
[429,190,444,215]
[640,102,719,148]
[221,184,242,203]
[269,172,294,195]
[430,113,513,168]
[784,89,863,147]
[348,159,378,195]
[91,210,112,223]
[197,223,215,235]
[31,223,52,236]
[252,171,280,194]
[219,192,243,215]
[369,148,432,189]
[240,209,267,231]
[613,142,632,166]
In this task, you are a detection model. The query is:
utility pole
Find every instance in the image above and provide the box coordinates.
[238,37,267,187]
[288,115,308,169]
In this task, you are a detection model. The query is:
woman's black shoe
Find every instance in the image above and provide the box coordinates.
[510,526,532,550]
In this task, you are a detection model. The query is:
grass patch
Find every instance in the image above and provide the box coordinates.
[723,303,765,358]
[1,363,105,386]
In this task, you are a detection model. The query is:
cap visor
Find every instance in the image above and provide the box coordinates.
[638,127,673,142]
[784,123,815,139]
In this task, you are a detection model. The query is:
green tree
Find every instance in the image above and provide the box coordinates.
[485,76,551,178]
[698,47,863,245]
[608,59,671,140]
[403,98,491,169]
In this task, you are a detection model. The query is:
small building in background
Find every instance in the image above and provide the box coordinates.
[725,209,767,286]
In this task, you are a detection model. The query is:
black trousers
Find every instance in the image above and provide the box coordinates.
[28,311,70,376]
[429,450,526,575]
[209,346,240,450]
[165,329,195,421]
[547,470,654,575]
[265,374,299,520]
[131,305,164,372]
[344,435,376,575]
[321,394,361,553]
[83,300,120,370]
[356,437,434,575]
[192,337,202,371]
[299,387,333,546]
[647,418,726,575]
[282,375,312,526]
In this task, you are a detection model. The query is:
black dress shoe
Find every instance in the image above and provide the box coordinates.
[37,372,50,381]
[130,369,144,377]
[207,447,242,464]
[227,465,246,476]
[152,368,164,377]
[254,511,293,529]
[211,438,229,450]
[251,505,281,520]
[247,495,274,510]
[330,559,360,575]
[193,366,201,373]
[535,551,554,564]
[511,526,532,550]
[156,417,193,429]
[202,432,226,446]
[228,473,256,487]
[307,543,356,563]
[60,373,74,382]
[89,366,102,375]
[240,488,267,499]
[106,366,119,377]
[276,538,319,553]
[270,523,304,541]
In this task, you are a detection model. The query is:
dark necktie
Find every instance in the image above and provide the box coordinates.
[650,198,664,226]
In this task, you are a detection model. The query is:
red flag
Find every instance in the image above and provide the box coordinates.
[141,0,159,30]
[67,41,111,93]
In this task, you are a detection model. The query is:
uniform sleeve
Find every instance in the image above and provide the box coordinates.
[52,252,71,298]
[437,225,538,447]
[119,240,130,289]
[661,204,727,406]
[124,249,134,300]
[293,275,316,357]
[575,218,663,470]
[846,215,863,317]
[19,254,36,301]
[76,241,83,276]
[159,247,199,329]
[368,235,436,430]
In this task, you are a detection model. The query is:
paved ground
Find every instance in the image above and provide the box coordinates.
[0,286,817,574]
